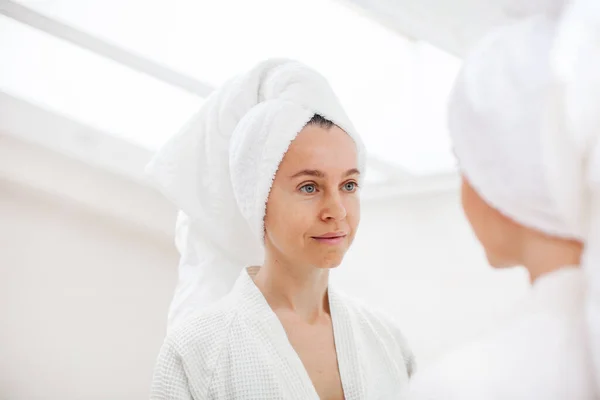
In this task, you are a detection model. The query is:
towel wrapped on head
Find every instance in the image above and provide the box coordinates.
[146,59,366,330]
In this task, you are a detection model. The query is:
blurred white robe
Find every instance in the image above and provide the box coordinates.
[404,268,596,400]
[151,268,415,400]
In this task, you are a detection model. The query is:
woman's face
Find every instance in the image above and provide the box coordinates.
[264,124,360,270]
[461,176,522,268]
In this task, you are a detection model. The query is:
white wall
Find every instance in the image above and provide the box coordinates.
[0,180,178,400]
[0,138,529,399]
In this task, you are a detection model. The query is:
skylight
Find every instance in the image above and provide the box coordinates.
[0,15,203,150]
[6,0,461,174]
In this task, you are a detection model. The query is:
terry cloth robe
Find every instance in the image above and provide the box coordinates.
[404,268,596,400]
[151,267,415,400]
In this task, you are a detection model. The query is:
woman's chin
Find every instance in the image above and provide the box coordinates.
[313,257,344,270]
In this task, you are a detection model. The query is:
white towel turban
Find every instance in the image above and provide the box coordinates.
[449,0,600,393]
[146,59,366,330]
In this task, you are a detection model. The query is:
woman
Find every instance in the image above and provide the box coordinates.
[147,59,414,399]
[405,1,600,398]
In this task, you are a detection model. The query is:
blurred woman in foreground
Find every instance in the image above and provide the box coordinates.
[407,0,600,398]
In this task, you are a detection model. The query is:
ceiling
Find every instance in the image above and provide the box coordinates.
[342,0,515,57]
[0,0,513,196]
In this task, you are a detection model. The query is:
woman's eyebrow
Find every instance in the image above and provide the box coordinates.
[290,168,360,179]
[344,168,360,177]
[290,169,325,179]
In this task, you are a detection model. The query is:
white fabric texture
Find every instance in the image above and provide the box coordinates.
[548,0,600,392]
[151,268,415,400]
[405,268,596,399]
[426,0,600,396]
[145,59,366,330]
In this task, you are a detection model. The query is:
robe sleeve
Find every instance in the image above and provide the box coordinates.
[150,338,196,400]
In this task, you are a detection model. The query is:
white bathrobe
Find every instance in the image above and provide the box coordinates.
[151,268,415,399]
[405,268,596,400]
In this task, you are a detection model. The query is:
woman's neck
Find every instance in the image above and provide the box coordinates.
[252,255,330,322]
[520,229,583,283]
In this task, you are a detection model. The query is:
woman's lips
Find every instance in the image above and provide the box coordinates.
[311,234,347,245]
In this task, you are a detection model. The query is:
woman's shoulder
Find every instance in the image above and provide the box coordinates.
[405,311,594,400]
[165,295,240,358]
[332,289,416,376]
[152,296,244,399]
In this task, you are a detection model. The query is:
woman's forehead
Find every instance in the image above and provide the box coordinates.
[279,125,358,172]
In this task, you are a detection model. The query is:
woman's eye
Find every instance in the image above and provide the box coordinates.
[300,184,317,194]
[343,182,358,192]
